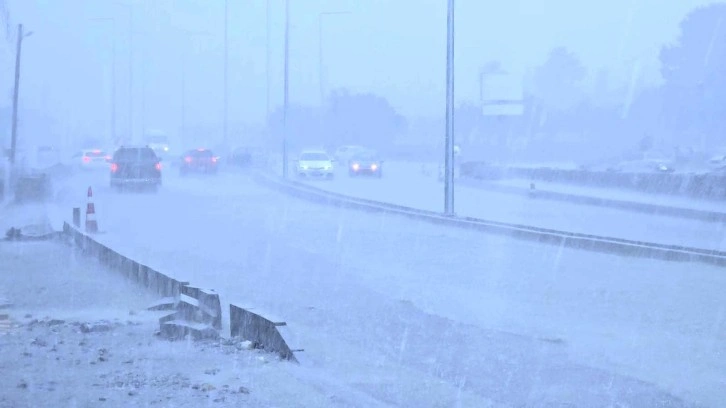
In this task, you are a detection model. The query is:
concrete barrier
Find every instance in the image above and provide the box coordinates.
[461,161,726,200]
[456,177,726,223]
[180,285,222,330]
[62,221,300,360]
[229,305,300,361]
[254,171,726,267]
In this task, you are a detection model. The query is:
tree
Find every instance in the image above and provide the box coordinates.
[531,47,587,112]
[659,3,726,146]
[323,89,406,151]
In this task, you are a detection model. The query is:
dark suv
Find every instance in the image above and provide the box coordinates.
[110,146,162,191]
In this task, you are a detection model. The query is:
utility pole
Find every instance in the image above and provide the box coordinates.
[223,0,229,146]
[282,0,289,178]
[10,24,31,166]
[444,0,455,215]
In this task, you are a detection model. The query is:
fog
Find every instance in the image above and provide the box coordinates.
[2,0,723,160]
[1,1,726,407]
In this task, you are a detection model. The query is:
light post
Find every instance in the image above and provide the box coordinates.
[443,0,455,215]
[318,11,351,106]
[9,24,33,166]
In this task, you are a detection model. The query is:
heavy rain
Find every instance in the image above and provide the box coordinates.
[1,1,725,407]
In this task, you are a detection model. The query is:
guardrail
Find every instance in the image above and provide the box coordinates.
[63,221,300,361]
[255,171,726,267]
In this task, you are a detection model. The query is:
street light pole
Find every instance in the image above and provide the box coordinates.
[9,24,32,166]
[282,0,290,178]
[444,0,455,215]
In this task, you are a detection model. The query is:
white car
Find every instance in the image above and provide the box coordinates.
[295,150,334,179]
[73,149,111,171]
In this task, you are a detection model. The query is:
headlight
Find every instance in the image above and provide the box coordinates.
[371,163,378,170]
[324,165,332,170]
[351,163,360,171]
[301,165,308,170]
[163,146,169,152]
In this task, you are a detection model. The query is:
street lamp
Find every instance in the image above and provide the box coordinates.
[443,0,455,215]
[9,24,33,166]
[318,11,351,106]
[90,17,117,146]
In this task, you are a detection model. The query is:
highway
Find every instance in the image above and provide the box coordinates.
[293,161,726,251]
[47,164,726,407]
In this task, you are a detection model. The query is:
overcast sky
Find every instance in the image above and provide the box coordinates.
[0,0,716,143]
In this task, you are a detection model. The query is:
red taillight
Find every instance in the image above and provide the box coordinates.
[184,156,192,163]
[110,163,119,173]
[211,156,218,163]
[82,156,91,163]
[105,155,111,161]
[155,162,162,171]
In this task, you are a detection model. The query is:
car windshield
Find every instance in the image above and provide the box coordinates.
[114,148,157,161]
[300,152,329,161]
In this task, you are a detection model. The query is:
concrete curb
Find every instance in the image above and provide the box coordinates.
[255,171,726,267]
[62,222,300,361]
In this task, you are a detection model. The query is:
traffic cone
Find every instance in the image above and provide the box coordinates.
[85,186,99,233]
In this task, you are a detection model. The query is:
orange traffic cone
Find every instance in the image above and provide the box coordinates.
[85,186,99,233]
